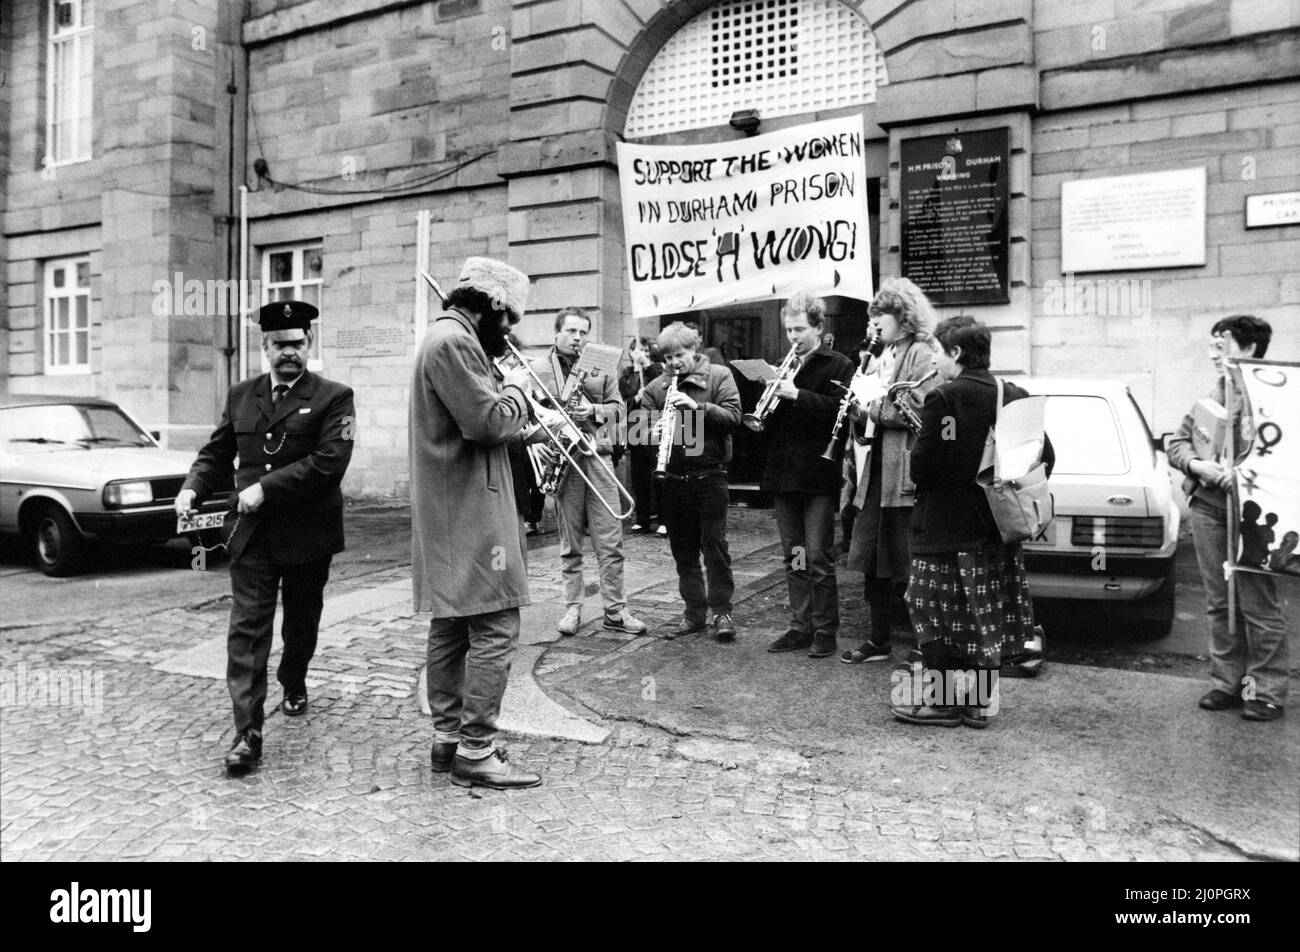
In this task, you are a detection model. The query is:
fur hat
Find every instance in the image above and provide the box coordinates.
[455,257,529,321]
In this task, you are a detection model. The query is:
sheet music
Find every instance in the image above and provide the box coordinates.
[730,359,779,383]
[575,343,624,380]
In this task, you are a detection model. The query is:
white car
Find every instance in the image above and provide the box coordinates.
[1013,378,1181,636]
[0,393,230,576]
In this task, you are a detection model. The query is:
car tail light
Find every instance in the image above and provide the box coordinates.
[1071,516,1164,548]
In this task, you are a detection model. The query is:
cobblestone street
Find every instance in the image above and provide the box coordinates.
[2,507,1296,861]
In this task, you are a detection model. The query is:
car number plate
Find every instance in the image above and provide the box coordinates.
[1024,520,1057,547]
[177,512,226,533]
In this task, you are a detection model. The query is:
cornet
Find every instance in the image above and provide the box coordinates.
[742,344,801,432]
[419,269,637,521]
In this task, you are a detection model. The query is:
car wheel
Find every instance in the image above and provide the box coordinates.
[33,506,88,577]
[1129,560,1176,639]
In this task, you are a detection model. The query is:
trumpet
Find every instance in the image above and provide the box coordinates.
[742,344,801,432]
[655,373,680,476]
[419,269,637,521]
[887,369,939,436]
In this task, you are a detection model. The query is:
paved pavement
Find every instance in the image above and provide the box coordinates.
[2,506,1296,861]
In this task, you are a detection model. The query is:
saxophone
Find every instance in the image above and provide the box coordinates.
[538,367,594,494]
[655,373,680,476]
[887,369,939,437]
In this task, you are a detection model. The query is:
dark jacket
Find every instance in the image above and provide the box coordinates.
[761,343,856,495]
[640,354,742,472]
[909,369,1055,554]
[183,370,356,561]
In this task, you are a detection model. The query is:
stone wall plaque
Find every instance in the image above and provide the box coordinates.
[1061,167,1206,272]
[333,326,407,358]
[1245,191,1300,229]
[900,127,1010,305]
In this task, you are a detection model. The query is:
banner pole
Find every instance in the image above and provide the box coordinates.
[1224,359,1238,639]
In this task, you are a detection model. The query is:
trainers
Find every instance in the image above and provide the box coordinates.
[891,704,961,727]
[665,616,708,640]
[808,630,837,658]
[767,629,813,653]
[1242,700,1284,722]
[713,613,736,642]
[557,605,582,636]
[1199,688,1243,711]
[630,524,645,532]
[656,525,668,535]
[1003,626,1045,678]
[604,609,647,634]
[450,748,542,789]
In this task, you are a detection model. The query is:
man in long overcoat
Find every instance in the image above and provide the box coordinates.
[410,257,543,789]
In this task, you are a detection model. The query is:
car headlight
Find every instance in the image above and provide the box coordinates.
[104,480,154,507]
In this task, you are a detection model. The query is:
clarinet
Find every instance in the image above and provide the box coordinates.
[821,326,882,460]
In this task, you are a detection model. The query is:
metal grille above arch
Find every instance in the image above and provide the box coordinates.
[624,0,889,139]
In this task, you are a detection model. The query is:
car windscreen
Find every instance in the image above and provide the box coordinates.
[0,404,152,453]
[1043,395,1129,475]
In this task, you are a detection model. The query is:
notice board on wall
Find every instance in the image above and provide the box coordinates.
[900,127,1010,305]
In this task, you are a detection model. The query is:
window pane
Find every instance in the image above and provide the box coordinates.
[56,333,69,366]
[76,294,89,327]
[83,0,94,27]
[75,330,89,365]
[76,260,90,288]
[304,247,323,276]
[269,251,293,284]
[300,284,319,307]
[273,286,293,302]
[1043,396,1128,475]
[52,265,65,289]
[57,297,70,329]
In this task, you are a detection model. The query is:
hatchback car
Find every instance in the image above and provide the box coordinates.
[0,393,230,576]
[1012,378,1181,636]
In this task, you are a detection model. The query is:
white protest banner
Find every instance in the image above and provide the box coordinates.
[617,115,873,318]
[1232,359,1300,578]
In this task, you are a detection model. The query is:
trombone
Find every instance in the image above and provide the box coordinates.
[419,269,636,521]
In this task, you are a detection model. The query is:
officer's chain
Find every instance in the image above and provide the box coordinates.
[191,514,240,554]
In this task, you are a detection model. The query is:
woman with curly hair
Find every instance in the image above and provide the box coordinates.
[842,278,941,664]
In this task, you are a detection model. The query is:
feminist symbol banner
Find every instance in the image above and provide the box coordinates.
[1233,359,1300,577]
[616,115,873,318]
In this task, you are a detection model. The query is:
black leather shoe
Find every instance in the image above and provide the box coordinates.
[281,690,308,717]
[665,617,709,640]
[713,613,736,642]
[1242,699,1284,721]
[224,730,262,772]
[768,629,813,653]
[891,704,961,727]
[1199,688,1243,711]
[450,748,542,790]
[808,630,837,658]
[430,741,457,773]
[961,705,993,729]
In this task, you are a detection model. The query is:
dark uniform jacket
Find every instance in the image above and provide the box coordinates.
[640,354,742,473]
[761,343,855,495]
[183,371,356,561]
[909,369,1055,554]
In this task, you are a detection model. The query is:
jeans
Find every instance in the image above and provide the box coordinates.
[629,443,660,526]
[1188,499,1289,706]
[773,491,840,635]
[660,468,734,623]
[426,607,520,753]
[556,454,627,611]
[227,554,332,733]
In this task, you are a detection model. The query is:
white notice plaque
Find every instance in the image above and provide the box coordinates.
[1245,191,1300,229]
[1061,167,1206,273]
